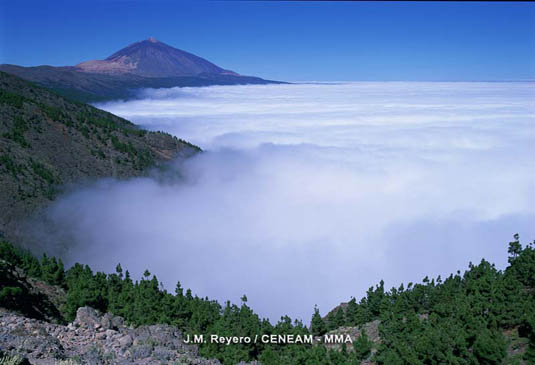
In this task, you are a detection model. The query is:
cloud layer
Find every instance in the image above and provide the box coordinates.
[38,82,535,322]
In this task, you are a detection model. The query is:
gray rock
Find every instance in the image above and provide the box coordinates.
[73,307,100,329]
[100,312,114,330]
[153,346,174,361]
[118,334,133,348]
[0,307,220,364]
[131,344,152,359]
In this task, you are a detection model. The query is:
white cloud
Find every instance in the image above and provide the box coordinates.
[38,82,535,322]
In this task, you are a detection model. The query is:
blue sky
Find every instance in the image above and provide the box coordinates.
[0,1,534,81]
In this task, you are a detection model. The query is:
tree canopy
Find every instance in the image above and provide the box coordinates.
[1,235,534,364]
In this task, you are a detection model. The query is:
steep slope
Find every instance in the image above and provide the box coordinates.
[0,71,200,243]
[76,37,236,77]
[0,38,283,102]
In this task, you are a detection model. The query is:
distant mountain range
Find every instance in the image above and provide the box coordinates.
[0,38,283,102]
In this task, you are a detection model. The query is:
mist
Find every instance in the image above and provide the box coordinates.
[36,82,535,322]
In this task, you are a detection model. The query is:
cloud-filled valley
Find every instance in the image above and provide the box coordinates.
[35,82,535,322]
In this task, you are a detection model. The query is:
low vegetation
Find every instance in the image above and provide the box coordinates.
[1,235,534,364]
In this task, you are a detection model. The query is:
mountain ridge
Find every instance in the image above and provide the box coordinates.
[75,37,238,77]
[0,71,200,244]
[0,38,284,102]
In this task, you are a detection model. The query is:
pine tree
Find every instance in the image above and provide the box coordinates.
[472,328,507,364]
[333,307,345,328]
[354,329,372,360]
[310,306,327,336]
[508,233,522,263]
[345,298,358,326]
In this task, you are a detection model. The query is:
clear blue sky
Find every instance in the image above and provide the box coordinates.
[1,1,534,81]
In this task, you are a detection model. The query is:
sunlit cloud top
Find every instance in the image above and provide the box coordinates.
[34,82,535,322]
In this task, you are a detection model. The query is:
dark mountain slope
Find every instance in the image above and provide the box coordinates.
[0,38,284,103]
[0,64,280,103]
[0,71,200,242]
[0,64,154,102]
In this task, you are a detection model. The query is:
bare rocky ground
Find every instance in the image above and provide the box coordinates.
[0,306,220,365]
[319,320,380,352]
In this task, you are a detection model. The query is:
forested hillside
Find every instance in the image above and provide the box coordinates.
[0,71,200,242]
[1,235,534,364]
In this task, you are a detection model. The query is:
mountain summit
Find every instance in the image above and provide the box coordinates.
[0,38,282,102]
[75,37,238,77]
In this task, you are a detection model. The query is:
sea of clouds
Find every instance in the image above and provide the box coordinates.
[38,82,535,322]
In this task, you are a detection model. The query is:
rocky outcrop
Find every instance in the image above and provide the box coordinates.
[0,306,220,364]
[318,320,381,352]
